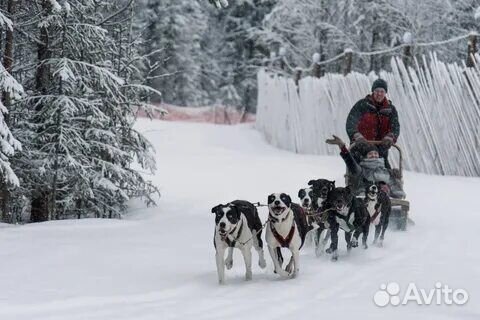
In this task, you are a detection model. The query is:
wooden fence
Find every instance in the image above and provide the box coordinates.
[256,54,480,177]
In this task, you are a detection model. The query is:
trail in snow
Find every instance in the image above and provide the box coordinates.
[0,119,479,320]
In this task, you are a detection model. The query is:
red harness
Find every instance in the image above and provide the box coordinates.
[270,219,296,248]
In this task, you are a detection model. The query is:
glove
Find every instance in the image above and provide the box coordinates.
[381,134,394,148]
[353,132,366,143]
[325,135,345,148]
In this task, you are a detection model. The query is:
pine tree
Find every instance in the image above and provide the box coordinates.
[0,5,22,223]
[139,0,207,106]
[10,0,159,221]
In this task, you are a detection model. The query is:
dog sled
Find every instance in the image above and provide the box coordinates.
[345,141,412,231]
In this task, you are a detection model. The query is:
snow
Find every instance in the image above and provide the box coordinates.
[403,32,413,44]
[475,6,480,20]
[0,119,479,319]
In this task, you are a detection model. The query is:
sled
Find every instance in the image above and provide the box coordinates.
[345,141,412,231]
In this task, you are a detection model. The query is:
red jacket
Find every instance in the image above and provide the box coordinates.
[346,95,400,142]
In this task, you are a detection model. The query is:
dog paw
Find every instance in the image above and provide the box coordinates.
[258,258,267,269]
[275,268,289,277]
[315,247,323,257]
[285,260,293,274]
[362,243,368,250]
[218,278,226,285]
[245,271,252,281]
[288,269,298,278]
[325,247,334,254]
[375,240,384,248]
[225,259,233,270]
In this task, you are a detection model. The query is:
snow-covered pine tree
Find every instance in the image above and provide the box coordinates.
[0,5,23,223]
[11,0,159,221]
[139,0,207,106]
[206,0,276,113]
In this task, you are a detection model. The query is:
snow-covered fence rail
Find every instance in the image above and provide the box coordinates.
[256,54,480,177]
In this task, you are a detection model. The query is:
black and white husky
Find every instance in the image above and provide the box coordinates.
[364,182,391,247]
[266,193,311,278]
[212,200,266,284]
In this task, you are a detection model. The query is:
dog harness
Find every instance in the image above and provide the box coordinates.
[224,220,244,247]
[270,213,296,248]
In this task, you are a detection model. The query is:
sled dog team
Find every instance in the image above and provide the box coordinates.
[212,179,391,284]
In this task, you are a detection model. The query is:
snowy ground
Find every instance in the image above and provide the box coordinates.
[0,119,479,319]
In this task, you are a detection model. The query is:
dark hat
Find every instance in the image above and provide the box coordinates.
[362,144,379,157]
[371,79,388,93]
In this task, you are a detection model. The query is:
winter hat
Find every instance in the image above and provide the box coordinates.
[371,79,388,93]
[362,144,379,157]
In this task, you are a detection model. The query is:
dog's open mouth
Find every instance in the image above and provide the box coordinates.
[302,200,310,208]
[271,206,286,215]
[335,204,345,211]
[218,229,228,238]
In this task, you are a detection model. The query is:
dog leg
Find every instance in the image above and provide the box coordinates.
[285,256,294,273]
[350,231,359,248]
[315,228,326,257]
[268,245,289,277]
[241,246,253,281]
[253,234,266,269]
[276,247,284,266]
[290,249,300,277]
[345,231,353,252]
[373,224,381,245]
[377,219,389,247]
[362,224,369,249]
[216,247,226,284]
[225,247,234,270]
[326,225,339,261]
[316,229,331,257]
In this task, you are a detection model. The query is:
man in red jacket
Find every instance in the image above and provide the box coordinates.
[346,79,400,168]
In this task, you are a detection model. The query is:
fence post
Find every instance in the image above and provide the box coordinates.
[312,53,322,78]
[269,51,277,70]
[279,47,286,71]
[294,67,302,86]
[467,32,477,67]
[403,32,413,67]
[343,48,353,75]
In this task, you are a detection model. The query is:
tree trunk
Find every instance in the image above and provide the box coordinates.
[30,0,52,223]
[0,0,15,223]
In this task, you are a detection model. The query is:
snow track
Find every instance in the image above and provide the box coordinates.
[0,119,479,319]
